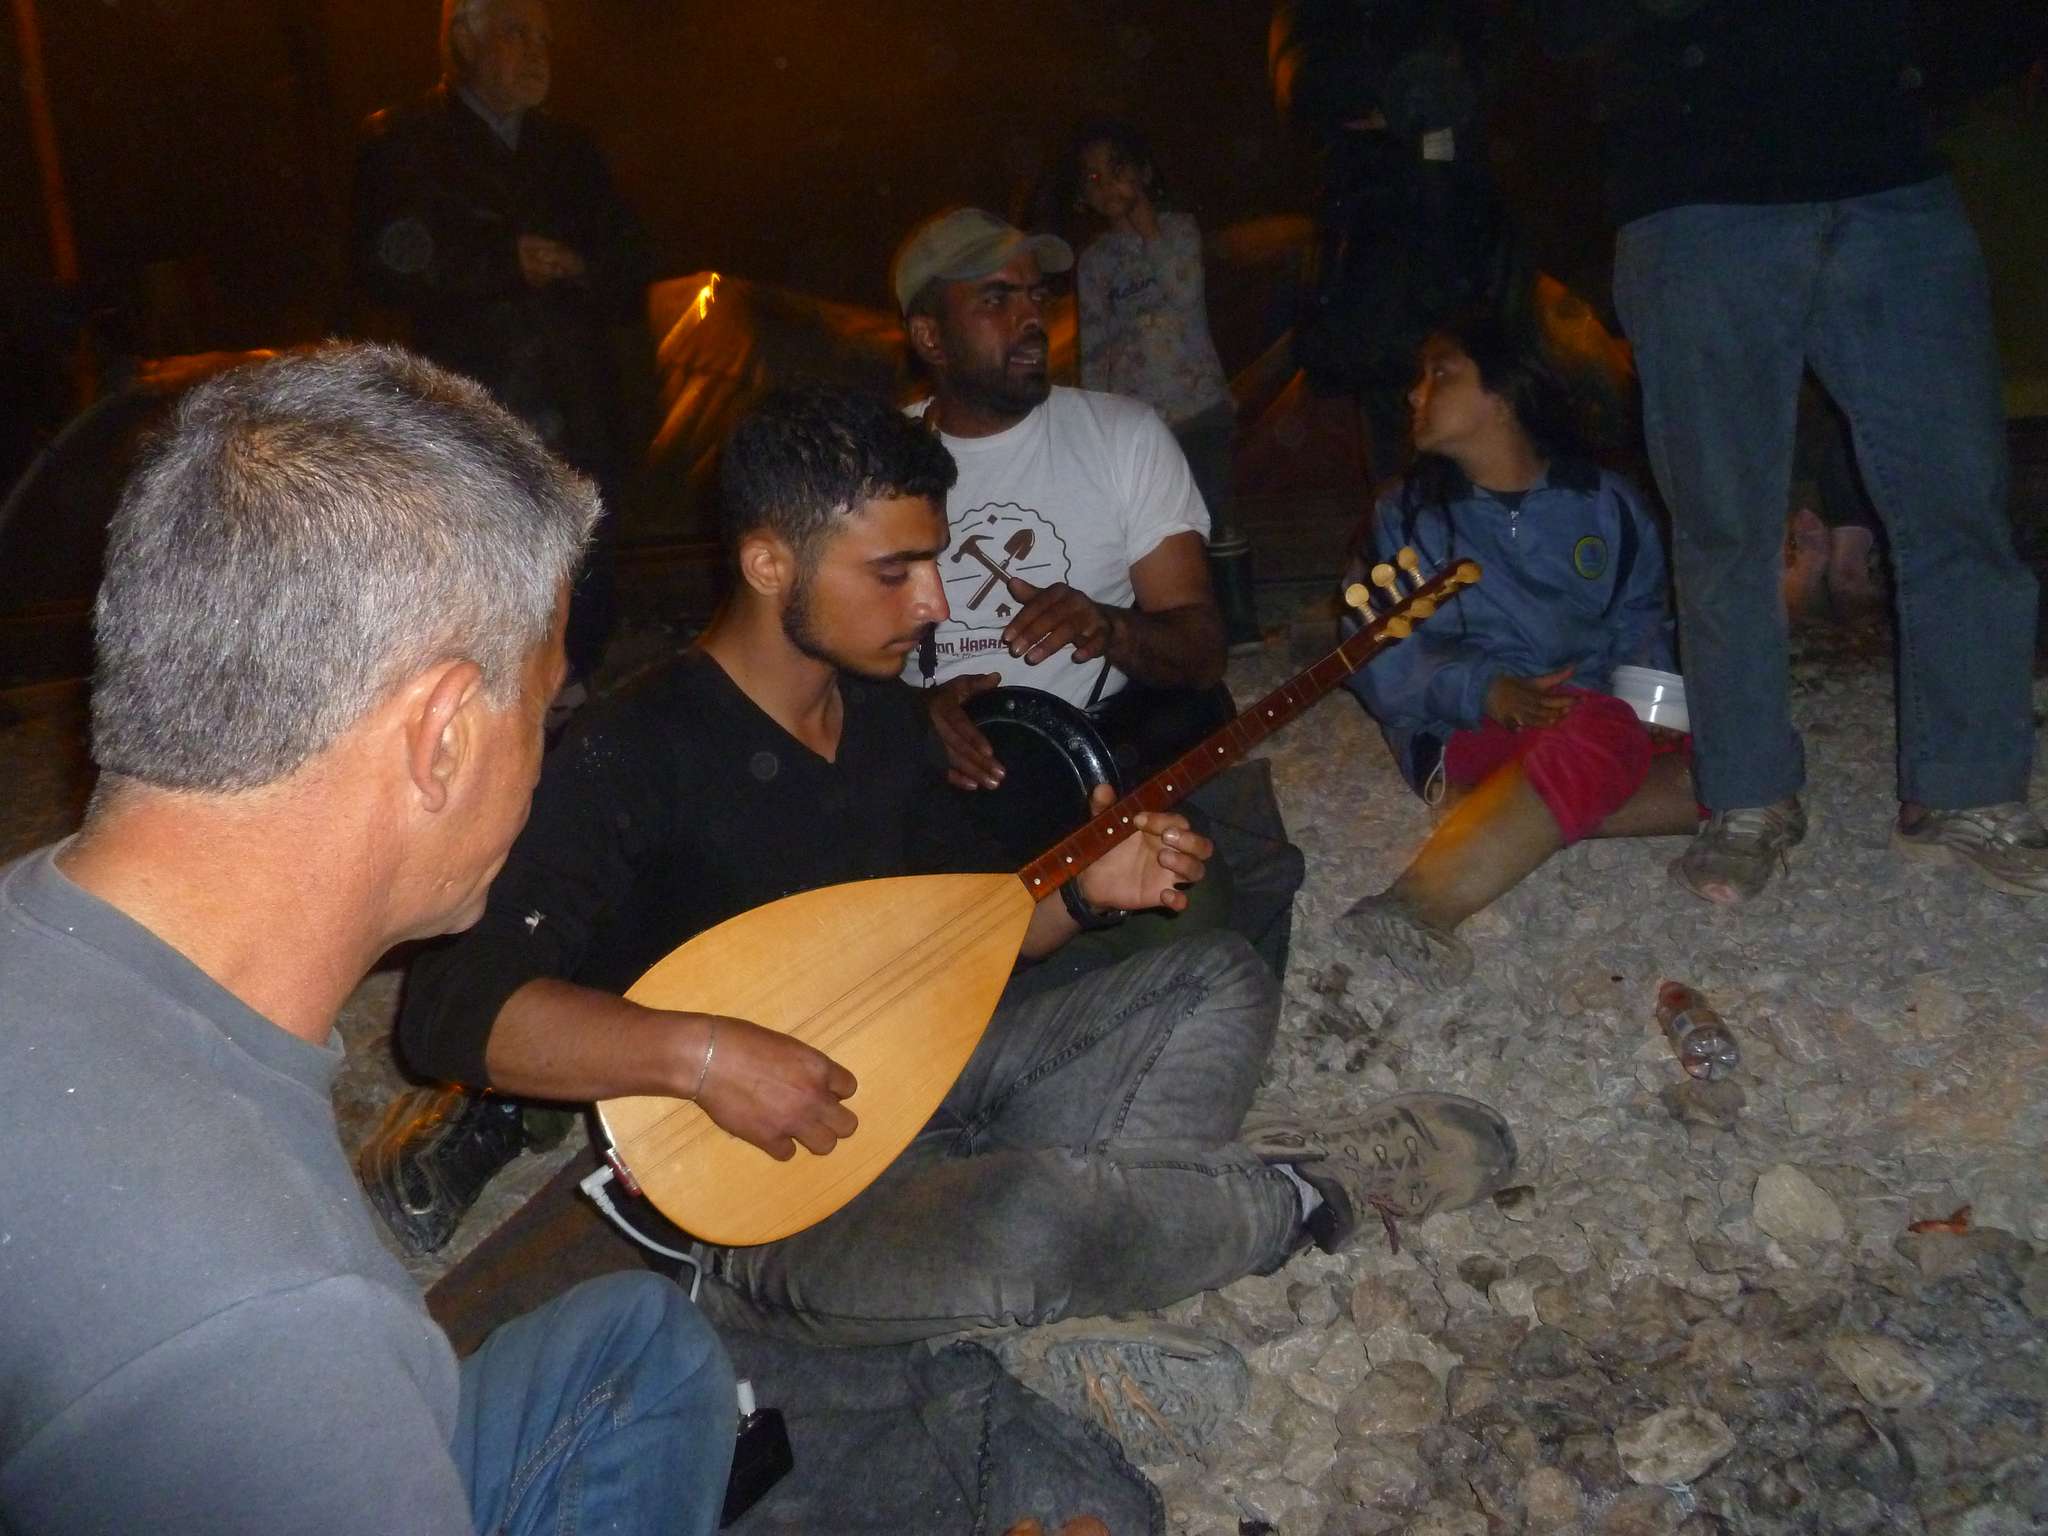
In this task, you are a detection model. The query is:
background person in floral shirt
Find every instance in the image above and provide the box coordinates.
[1067,121,1237,563]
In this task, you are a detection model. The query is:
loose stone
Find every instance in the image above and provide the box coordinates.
[1513,1323,1599,1379]
[2019,1255,2048,1322]
[1822,1332,1937,1410]
[1597,1485,1686,1536]
[1754,1164,1848,1245]
[1613,1406,1737,1486]
[1446,1364,1501,1418]
[1493,1184,1540,1222]
[1349,1273,1418,1335]
[1487,1276,1541,1322]
[1340,1359,1443,1437]
[1521,1465,1582,1534]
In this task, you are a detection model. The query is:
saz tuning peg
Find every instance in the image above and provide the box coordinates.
[1348,552,1480,636]
[1366,563,1414,636]
[1403,553,1440,615]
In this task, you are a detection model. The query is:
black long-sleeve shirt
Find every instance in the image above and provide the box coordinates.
[399,651,1004,1087]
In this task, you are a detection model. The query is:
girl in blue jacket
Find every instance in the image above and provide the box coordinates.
[1340,315,1700,986]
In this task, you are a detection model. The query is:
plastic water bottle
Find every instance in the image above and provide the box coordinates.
[1654,982,1740,1081]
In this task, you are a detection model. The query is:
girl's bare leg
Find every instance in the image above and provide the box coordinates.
[1343,754,1698,987]
[1586,754,1701,839]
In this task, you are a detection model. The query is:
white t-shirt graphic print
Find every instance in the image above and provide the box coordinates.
[907,386,1209,708]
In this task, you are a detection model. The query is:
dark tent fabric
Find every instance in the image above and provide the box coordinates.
[628,272,913,548]
[0,232,1644,685]
[0,350,272,689]
[627,268,1087,548]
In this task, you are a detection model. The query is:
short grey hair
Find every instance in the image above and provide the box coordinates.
[91,343,597,794]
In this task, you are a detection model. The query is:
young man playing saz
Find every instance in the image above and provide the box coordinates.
[393,382,1518,1455]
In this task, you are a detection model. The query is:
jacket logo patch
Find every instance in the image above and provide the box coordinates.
[1572,535,1609,580]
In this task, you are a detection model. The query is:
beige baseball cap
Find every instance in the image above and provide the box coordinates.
[890,207,1073,315]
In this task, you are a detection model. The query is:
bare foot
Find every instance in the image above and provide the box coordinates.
[1781,506,1832,623]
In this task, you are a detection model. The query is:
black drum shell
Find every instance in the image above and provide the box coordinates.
[957,686,1123,867]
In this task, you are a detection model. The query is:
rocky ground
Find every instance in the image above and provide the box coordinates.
[1136,617,2048,1536]
[5,608,2044,1536]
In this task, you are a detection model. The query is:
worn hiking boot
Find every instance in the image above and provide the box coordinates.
[357,1087,563,1257]
[1893,802,2048,895]
[988,1319,1249,1463]
[1242,1093,1518,1254]
[1670,797,1807,904]
[1337,891,1473,989]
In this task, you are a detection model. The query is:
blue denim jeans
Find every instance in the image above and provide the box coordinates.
[455,1272,734,1536]
[1613,175,2036,811]
[697,932,1299,1346]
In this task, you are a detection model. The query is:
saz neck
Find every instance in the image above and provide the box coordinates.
[1014,561,1478,903]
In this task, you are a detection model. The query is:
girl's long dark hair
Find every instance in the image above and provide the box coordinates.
[1392,310,1584,556]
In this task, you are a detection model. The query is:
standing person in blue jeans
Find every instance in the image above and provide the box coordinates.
[1537,0,2048,901]
[0,345,732,1535]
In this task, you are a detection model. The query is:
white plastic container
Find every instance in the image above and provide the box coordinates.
[1609,666,1689,732]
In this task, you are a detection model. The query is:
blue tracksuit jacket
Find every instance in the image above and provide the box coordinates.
[1340,457,1676,791]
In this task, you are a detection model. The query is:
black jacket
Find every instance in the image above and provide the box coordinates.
[351,87,653,474]
[1532,0,1942,224]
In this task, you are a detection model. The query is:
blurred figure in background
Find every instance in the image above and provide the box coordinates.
[1064,121,1253,643]
[1064,119,1260,649]
[1270,0,1513,477]
[353,0,653,693]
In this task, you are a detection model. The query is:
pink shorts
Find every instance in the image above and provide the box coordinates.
[1442,686,1690,844]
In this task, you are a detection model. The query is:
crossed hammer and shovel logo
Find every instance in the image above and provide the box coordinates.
[951,527,1037,615]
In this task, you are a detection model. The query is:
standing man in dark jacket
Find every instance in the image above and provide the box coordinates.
[1537,0,2048,902]
[354,0,653,684]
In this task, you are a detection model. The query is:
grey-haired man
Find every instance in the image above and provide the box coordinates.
[0,346,732,1535]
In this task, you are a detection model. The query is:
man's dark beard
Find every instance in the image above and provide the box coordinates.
[943,348,1051,422]
[780,567,901,680]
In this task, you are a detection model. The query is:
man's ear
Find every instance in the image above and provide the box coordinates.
[736,529,799,601]
[906,312,946,371]
[405,659,486,814]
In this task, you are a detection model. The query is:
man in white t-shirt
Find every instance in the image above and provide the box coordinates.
[891,209,1302,987]
[892,207,1229,773]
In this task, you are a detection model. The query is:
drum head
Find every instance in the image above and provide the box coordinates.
[958,687,1123,866]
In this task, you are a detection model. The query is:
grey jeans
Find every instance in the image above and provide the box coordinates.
[697,931,1299,1346]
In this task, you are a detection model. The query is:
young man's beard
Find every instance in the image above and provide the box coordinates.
[779,565,902,681]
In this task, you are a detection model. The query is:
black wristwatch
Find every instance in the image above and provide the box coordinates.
[1060,879,1127,932]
